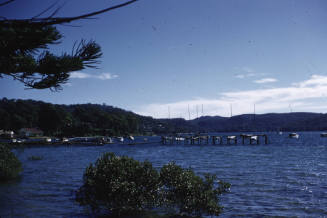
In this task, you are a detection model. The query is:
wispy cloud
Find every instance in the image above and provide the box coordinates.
[135,75,327,119]
[234,73,256,79]
[235,74,245,79]
[234,66,263,79]
[253,78,278,84]
[70,72,90,79]
[70,72,118,80]
[241,66,254,73]
[97,73,118,80]
[292,74,327,87]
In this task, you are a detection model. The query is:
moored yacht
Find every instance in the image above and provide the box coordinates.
[289,132,299,139]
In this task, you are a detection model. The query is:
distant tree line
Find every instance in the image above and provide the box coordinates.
[0,98,141,136]
[0,98,201,137]
[0,98,194,137]
[1,98,326,137]
[189,113,327,132]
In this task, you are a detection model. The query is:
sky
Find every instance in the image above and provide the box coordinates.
[2,0,327,119]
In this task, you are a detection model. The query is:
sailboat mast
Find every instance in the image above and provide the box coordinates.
[196,105,198,119]
[168,106,170,119]
[202,104,203,117]
[289,104,292,113]
[188,104,191,120]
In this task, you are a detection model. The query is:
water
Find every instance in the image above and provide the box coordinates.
[1,132,327,217]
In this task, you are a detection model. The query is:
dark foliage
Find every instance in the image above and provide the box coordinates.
[0,21,102,91]
[0,98,194,136]
[76,153,161,216]
[0,145,22,181]
[0,0,138,90]
[2,98,327,137]
[0,98,141,136]
[76,153,230,217]
[160,162,230,217]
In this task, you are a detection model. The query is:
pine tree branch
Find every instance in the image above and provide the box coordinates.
[1,40,102,91]
[0,0,137,91]
[0,0,138,25]
[0,0,14,7]
[32,1,59,19]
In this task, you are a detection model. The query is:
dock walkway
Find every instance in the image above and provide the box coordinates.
[161,134,268,145]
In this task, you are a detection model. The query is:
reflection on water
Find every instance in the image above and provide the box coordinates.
[1,132,327,217]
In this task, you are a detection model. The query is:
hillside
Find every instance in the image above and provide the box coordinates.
[0,98,326,136]
[190,113,326,132]
[0,98,189,136]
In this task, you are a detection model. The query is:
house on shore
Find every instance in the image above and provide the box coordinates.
[19,128,44,137]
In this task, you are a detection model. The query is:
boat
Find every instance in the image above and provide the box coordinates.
[227,135,236,140]
[44,138,52,143]
[128,135,134,140]
[117,137,124,142]
[320,132,327,137]
[289,133,299,139]
[250,135,258,140]
[106,137,113,144]
[175,137,185,141]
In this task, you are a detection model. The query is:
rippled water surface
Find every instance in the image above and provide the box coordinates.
[1,132,327,217]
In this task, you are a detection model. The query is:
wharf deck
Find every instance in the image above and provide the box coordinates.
[161,134,268,145]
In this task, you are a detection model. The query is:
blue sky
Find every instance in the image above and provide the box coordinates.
[2,0,327,118]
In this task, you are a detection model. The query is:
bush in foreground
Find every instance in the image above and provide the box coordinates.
[76,153,160,216]
[160,162,231,217]
[0,145,22,181]
[76,152,230,217]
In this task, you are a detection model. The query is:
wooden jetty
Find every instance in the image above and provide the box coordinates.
[161,134,268,145]
[240,134,268,145]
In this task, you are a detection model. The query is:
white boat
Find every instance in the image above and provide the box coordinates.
[45,138,52,142]
[250,136,258,140]
[117,137,124,142]
[320,132,327,137]
[289,133,299,139]
[107,137,113,143]
[128,135,134,140]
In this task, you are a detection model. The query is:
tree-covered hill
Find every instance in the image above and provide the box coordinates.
[1,98,327,136]
[0,98,140,136]
[190,112,327,132]
[0,98,191,136]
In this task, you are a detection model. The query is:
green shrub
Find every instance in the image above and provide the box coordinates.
[76,152,160,216]
[160,162,230,217]
[76,153,230,217]
[0,145,22,181]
